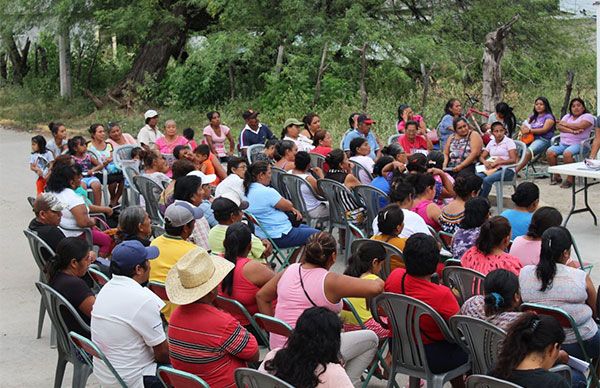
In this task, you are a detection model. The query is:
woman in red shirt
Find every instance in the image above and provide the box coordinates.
[398,120,432,155]
[219,222,275,325]
[385,233,468,383]
[311,129,333,157]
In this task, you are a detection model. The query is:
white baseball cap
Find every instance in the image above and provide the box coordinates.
[187,170,217,185]
[144,110,159,120]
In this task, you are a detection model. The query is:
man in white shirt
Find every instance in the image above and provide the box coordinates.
[91,240,168,388]
[137,110,163,147]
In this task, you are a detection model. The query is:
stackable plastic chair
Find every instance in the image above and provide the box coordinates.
[122,164,141,206]
[388,134,401,145]
[492,140,527,213]
[87,149,110,206]
[88,267,110,288]
[309,153,325,169]
[158,366,210,388]
[270,166,286,195]
[342,298,397,388]
[235,368,294,388]
[133,175,165,227]
[35,282,92,388]
[353,185,389,236]
[214,295,269,346]
[449,315,506,374]
[317,178,354,252]
[371,293,471,388]
[351,160,374,184]
[465,375,521,388]
[244,211,301,270]
[112,145,135,170]
[69,331,127,387]
[253,313,293,341]
[247,144,265,164]
[148,281,168,300]
[521,302,599,385]
[279,173,328,228]
[442,266,486,306]
[351,238,404,281]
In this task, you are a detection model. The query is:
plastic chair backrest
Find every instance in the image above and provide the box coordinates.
[88,267,109,287]
[35,282,90,359]
[214,295,269,345]
[442,266,486,305]
[69,331,127,387]
[342,298,366,328]
[371,293,457,380]
[27,196,35,208]
[133,175,164,226]
[449,315,507,374]
[353,185,388,235]
[113,145,135,169]
[247,144,265,164]
[351,160,373,184]
[234,367,294,388]
[158,366,210,388]
[254,313,293,338]
[317,179,351,227]
[309,153,325,169]
[279,173,314,217]
[438,231,454,251]
[351,238,403,280]
[148,281,168,300]
[388,134,401,145]
[270,167,286,194]
[23,229,55,276]
[465,375,521,388]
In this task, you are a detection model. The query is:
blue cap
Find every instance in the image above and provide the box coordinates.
[111,240,160,270]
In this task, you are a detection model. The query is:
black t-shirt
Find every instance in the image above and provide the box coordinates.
[504,368,570,388]
[49,272,94,337]
[28,219,66,257]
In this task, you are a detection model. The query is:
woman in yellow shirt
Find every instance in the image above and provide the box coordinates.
[371,204,407,270]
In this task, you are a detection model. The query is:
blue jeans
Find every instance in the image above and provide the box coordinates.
[477,169,515,198]
[548,143,582,157]
[529,138,551,156]
[272,224,319,248]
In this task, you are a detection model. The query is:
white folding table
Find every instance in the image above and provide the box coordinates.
[548,162,600,226]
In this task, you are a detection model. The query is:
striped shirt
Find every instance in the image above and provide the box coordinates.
[168,303,258,387]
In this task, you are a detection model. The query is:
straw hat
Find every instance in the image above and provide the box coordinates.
[165,248,234,305]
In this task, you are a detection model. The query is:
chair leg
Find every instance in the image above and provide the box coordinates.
[408,376,420,388]
[50,325,57,349]
[496,183,504,214]
[54,353,68,388]
[72,362,92,388]
[37,297,45,339]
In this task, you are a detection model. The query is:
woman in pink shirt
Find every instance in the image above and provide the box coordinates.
[203,111,235,162]
[476,121,518,198]
[547,98,595,188]
[107,122,137,148]
[408,172,442,231]
[396,104,428,134]
[218,223,275,325]
[461,216,523,275]
[256,232,382,386]
[155,120,188,155]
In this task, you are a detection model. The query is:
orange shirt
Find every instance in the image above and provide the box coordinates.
[201,159,220,186]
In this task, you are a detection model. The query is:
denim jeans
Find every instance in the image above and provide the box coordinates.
[477,169,515,198]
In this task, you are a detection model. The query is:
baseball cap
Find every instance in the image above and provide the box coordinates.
[164,200,204,227]
[33,193,64,213]
[357,114,376,125]
[144,110,159,120]
[242,110,259,120]
[111,240,159,270]
[283,118,303,128]
[186,171,217,185]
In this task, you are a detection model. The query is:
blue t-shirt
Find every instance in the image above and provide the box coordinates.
[370,176,390,208]
[199,200,217,228]
[437,114,454,150]
[500,209,533,240]
[342,129,379,160]
[247,183,292,239]
[239,124,275,150]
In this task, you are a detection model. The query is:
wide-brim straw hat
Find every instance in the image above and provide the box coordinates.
[165,247,234,305]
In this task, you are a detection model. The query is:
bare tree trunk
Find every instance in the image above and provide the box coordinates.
[0,53,7,80]
[112,35,118,62]
[561,70,575,118]
[420,62,435,109]
[39,46,48,74]
[313,42,328,106]
[4,35,30,84]
[228,63,236,100]
[359,43,368,111]
[34,43,38,75]
[482,15,519,113]
[275,44,285,74]
[58,30,72,98]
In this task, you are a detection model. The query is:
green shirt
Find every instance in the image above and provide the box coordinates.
[208,224,266,262]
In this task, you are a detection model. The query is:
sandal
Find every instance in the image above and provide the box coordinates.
[550,175,562,185]
[560,181,573,189]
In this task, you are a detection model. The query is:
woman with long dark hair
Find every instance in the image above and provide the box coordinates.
[48,237,95,336]
[301,112,321,140]
[519,226,599,362]
[443,117,483,176]
[437,98,462,149]
[547,97,595,188]
[460,216,522,275]
[219,222,275,325]
[491,313,570,387]
[487,102,517,138]
[261,307,353,387]
[509,206,564,266]
[516,97,556,172]
[451,197,490,259]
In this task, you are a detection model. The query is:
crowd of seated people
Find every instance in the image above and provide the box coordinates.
[26,98,600,388]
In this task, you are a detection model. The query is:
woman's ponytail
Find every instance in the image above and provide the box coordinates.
[537,226,572,291]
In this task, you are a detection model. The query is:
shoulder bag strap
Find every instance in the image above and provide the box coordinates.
[298,265,318,307]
